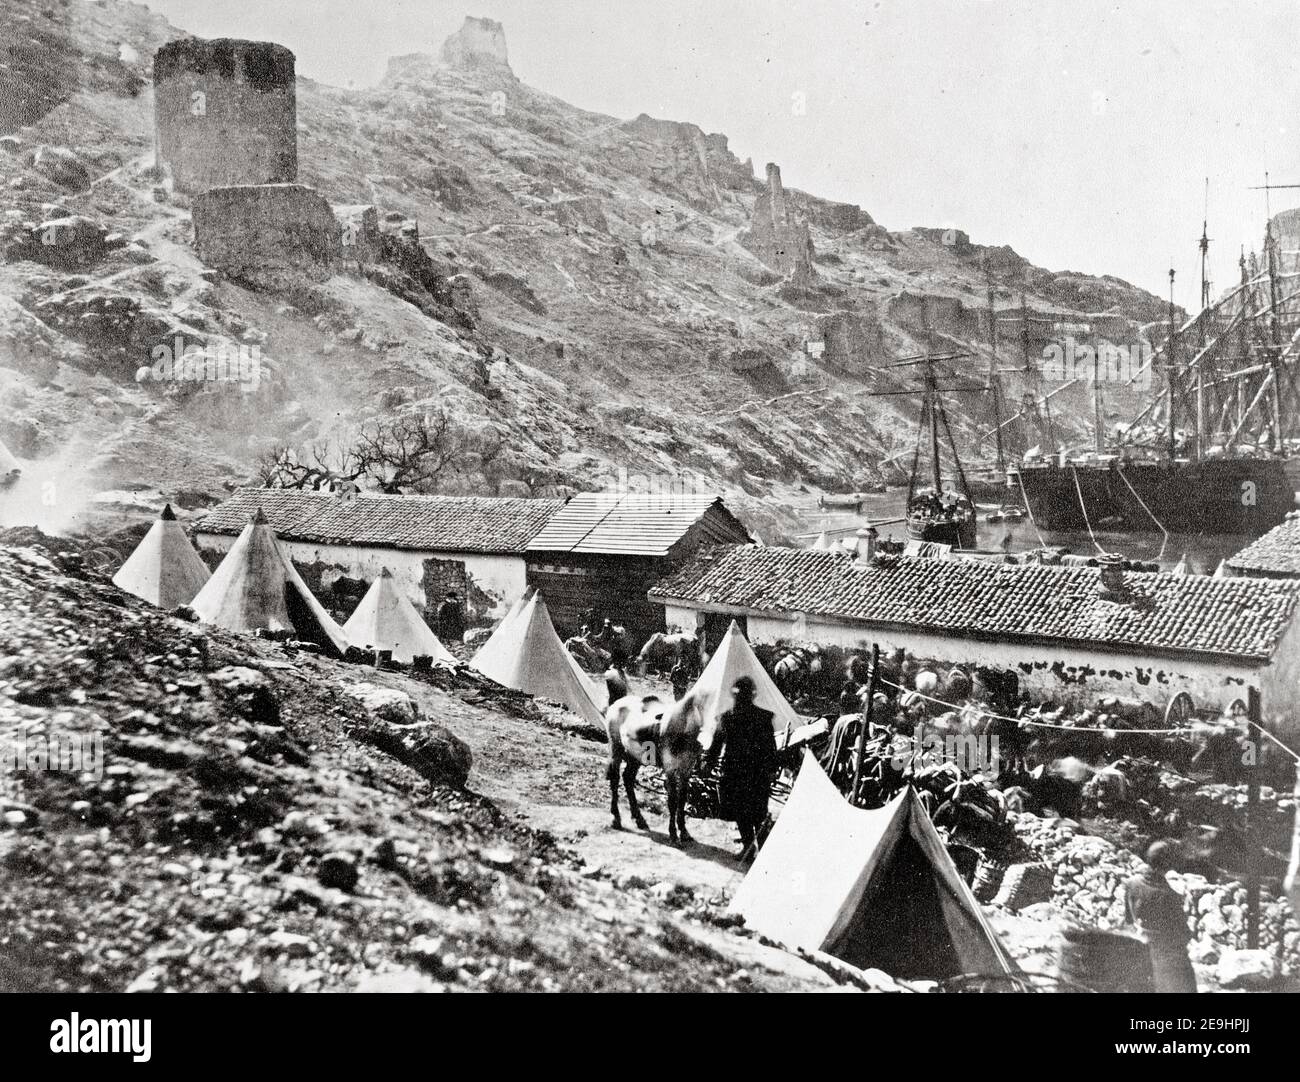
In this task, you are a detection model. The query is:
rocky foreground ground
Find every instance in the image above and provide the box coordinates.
[0,541,876,992]
[3,533,1298,992]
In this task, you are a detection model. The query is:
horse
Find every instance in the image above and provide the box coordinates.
[773,648,809,697]
[635,631,697,675]
[564,635,609,673]
[604,689,713,846]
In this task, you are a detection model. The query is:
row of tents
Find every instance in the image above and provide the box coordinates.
[112,504,808,735]
[112,504,1016,981]
[114,504,453,664]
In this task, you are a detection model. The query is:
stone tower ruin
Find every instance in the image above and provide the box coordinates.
[741,162,814,281]
[154,38,298,194]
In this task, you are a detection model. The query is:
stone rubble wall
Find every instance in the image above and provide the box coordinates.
[193,184,340,284]
[1013,813,1300,974]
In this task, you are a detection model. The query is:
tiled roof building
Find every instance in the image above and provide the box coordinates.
[650,545,1300,733]
[193,488,565,629]
[651,545,1298,663]
[194,488,563,555]
[1226,514,1300,580]
[526,492,749,557]
[525,492,752,638]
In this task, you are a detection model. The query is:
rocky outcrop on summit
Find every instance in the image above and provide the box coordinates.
[439,16,511,71]
[741,163,815,282]
[609,114,753,210]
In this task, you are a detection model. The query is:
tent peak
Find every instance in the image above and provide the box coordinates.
[251,506,269,526]
[160,503,177,521]
[378,567,393,579]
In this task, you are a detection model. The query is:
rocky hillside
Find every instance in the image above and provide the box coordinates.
[0,2,1177,540]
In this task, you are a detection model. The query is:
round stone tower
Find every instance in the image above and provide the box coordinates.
[153,38,297,194]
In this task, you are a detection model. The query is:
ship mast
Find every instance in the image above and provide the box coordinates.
[922,304,942,493]
[1093,348,1105,454]
[1238,248,1250,433]
[927,364,942,493]
[1020,286,1057,453]
[1265,216,1286,452]
[1197,183,1210,457]
[1199,179,1212,330]
[1167,267,1178,462]
[1247,171,1300,451]
[985,260,1007,473]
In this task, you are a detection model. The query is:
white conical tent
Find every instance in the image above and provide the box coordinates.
[810,531,833,551]
[190,508,349,656]
[112,504,211,609]
[689,620,801,737]
[470,590,607,725]
[731,753,1017,980]
[343,568,454,664]
[1171,553,1189,576]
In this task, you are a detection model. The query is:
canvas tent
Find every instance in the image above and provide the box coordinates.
[688,620,801,739]
[471,589,607,725]
[190,508,349,656]
[112,504,211,609]
[343,568,455,664]
[730,753,1017,980]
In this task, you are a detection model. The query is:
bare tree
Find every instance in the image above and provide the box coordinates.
[255,410,503,495]
[255,439,360,490]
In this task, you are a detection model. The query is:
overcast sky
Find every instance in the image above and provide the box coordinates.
[141,0,1300,304]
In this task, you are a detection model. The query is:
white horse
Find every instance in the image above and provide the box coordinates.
[604,689,713,846]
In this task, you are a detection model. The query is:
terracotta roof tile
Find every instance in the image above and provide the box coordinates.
[1226,515,1300,577]
[649,545,1300,663]
[194,489,563,555]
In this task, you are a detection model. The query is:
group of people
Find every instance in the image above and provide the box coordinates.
[909,489,971,521]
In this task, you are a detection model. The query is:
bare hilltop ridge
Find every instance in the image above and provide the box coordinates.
[0,3,1175,538]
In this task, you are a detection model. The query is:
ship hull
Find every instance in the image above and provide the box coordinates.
[907,514,977,550]
[1013,459,1297,536]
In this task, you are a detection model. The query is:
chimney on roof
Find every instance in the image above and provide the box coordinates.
[1097,553,1127,599]
[854,526,878,566]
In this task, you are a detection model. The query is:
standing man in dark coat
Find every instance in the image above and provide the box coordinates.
[669,655,692,701]
[1123,840,1197,993]
[437,592,464,645]
[703,676,777,862]
[604,648,630,705]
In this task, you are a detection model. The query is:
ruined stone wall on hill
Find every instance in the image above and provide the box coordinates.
[816,310,887,376]
[154,38,297,194]
[439,16,510,70]
[786,189,875,236]
[193,184,339,284]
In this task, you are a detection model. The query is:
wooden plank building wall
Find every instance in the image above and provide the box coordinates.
[525,497,751,641]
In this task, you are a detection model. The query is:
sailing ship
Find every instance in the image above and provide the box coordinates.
[877,307,981,549]
[1011,191,1300,537]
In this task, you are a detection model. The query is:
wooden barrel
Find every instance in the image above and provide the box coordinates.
[971,858,1007,903]
[1058,928,1153,993]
